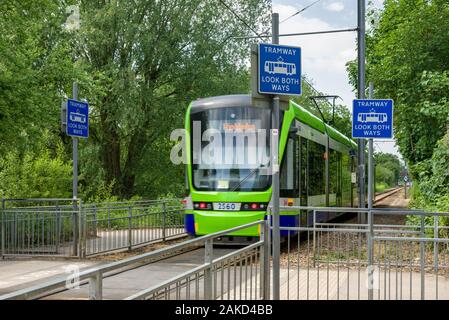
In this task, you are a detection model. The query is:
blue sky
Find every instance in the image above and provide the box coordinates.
[271,0,400,159]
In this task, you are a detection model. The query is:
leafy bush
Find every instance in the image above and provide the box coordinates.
[410,134,449,206]
[409,134,449,227]
[0,146,72,199]
[375,182,388,193]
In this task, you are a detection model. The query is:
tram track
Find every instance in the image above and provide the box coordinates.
[373,186,404,204]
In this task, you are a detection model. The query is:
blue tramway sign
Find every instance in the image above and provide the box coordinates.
[67,99,89,138]
[352,99,393,139]
[258,43,302,95]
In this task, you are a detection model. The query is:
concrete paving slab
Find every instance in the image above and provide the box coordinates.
[0,260,102,295]
[43,248,234,300]
[278,267,449,300]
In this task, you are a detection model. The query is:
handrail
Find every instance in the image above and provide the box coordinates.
[125,240,264,300]
[276,206,370,212]
[1,198,180,211]
[275,205,449,216]
[0,220,264,300]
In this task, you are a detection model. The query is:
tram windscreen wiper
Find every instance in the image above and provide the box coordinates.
[230,167,261,192]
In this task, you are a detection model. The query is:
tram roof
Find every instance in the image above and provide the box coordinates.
[290,100,357,150]
[190,94,252,113]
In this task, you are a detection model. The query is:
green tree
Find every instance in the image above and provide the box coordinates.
[346,0,449,213]
[70,0,271,198]
[0,0,79,155]
[347,0,449,165]
[374,152,403,187]
[0,0,352,201]
[0,143,72,199]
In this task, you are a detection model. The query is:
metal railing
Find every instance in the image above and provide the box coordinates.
[0,220,269,300]
[0,199,81,257]
[82,199,185,256]
[0,198,186,258]
[3,203,449,300]
[273,206,449,300]
[125,220,269,300]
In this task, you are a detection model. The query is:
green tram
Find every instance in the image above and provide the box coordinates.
[183,94,358,240]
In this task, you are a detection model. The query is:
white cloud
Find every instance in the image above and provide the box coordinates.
[274,3,357,106]
[325,2,345,12]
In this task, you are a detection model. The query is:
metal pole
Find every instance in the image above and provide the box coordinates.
[404,182,407,199]
[88,272,103,300]
[128,206,132,251]
[367,83,374,300]
[79,199,86,258]
[420,215,425,300]
[260,220,270,299]
[434,215,439,273]
[72,82,79,200]
[72,82,79,256]
[204,239,213,300]
[357,0,366,218]
[367,82,374,211]
[373,164,376,202]
[162,202,167,242]
[271,12,281,301]
[367,208,373,300]
[1,199,5,258]
[369,81,375,206]
[325,136,329,206]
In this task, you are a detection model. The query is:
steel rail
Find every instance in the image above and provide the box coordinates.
[373,187,402,203]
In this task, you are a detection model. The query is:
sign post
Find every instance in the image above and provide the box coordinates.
[72,83,79,256]
[367,82,374,211]
[357,0,366,214]
[271,12,281,302]
[66,83,89,198]
[352,96,394,299]
[64,82,89,256]
[404,175,408,199]
[257,15,301,300]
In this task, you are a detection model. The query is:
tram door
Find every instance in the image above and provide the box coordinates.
[299,137,309,226]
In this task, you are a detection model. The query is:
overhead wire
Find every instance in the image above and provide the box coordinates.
[259,0,324,36]
[217,0,266,41]
[279,0,323,24]
[217,0,339,111]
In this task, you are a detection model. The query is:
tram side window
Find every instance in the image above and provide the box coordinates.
[329,149,342,206]
[308,141,325,196]
[341,153,352,207]
[280,137,298,197]
[300,138,307,197]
